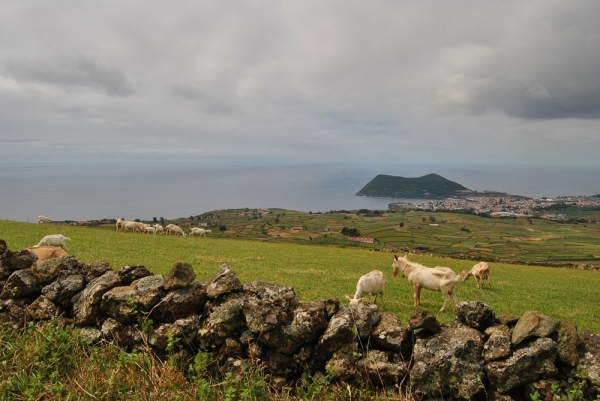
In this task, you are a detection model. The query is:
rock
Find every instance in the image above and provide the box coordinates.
[356,349,409,386]
[0,249,37,271]
[553,320,579,367]
[206,263,242,298]
[198,293,247,349]
[324,298,339,319]
[26,295,63,320]
[262,349,302,378]
[370,312,413,357]
[325,343,357,381]
[72,271,121,326]
[215,338,244,364]
[0,239,7,254]
[409,307,441,335]
[118,265,153,286]
[79,327,103,344]
[456,301,496,331]
[101,317,124,341]
[349,303,380,340]
[484,325,512,363]
[84,261,113,282]
[411,325,485,399]
[0,269,42,299]
[31,258,64,283]
[311,306,355,371]
[576,331,600,386]
[242,281,297,334]
[485,337,558,393]
[42,272,86,310]
[496,314,521,327]
[512,311,556,346]
[164,262,196,290]
[151,281,208,323]
[258,300,328,355]
[101,275,165,324]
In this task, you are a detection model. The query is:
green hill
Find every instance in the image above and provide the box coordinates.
[356,173,470,199]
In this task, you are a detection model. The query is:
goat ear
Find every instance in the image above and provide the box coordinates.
[345,295,352,301]
[394,254,398,260]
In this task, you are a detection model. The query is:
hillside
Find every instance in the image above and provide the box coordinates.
[356,173,470,199]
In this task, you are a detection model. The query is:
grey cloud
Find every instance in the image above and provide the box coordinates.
[3,54,136,96]
[171,85,242,115]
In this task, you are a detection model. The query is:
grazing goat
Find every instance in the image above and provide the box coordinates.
[166,224,186,237]
[143,226,156,234]
[115,218,125,232]
[122,220,144,233]
[26,246,69,261]
[189,227,211,237]
[154,224,164,235]
[345,270,386,306]
[460,262,491,289]
[392,254,460,312]
[38,215,53,224]
[35,234,71,252]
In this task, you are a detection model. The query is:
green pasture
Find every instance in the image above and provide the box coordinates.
[2,219,599,333]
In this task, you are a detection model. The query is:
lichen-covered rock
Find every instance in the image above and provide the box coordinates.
[151,281,208,323]
[357,349,409,386]
[242,281,297,333]
[198,293,247,349]
[258,300,328,355]
[262,349,302,378]
[26,295,62,320]
[349,303,380,340]
[485,337,558,394]
[411,325,485,399]
[326,343,357,381]
[164,262,196,290]
[206,263,242,298]
[0,249,36,271]
[409,307,441,335]
[0,269,42,299]
[117,265,153,286]
[511,311,556,346]
[101,317,124,341]
[370,312,413,357]
[576,331,600,386]
[484,325,512,363]
[101,275,165,324]
[553,320,579,367]
[42,272,86,310]
[311,306,355,371]
[79,327,103,344]
[456,301,496,331]
[84,261,113,282]
[31,258,64,283]
[72,271,121,326]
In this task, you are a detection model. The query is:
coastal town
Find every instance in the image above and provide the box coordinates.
[389,194,600,222]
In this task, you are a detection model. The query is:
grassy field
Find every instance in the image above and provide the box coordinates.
[2,219,599,333]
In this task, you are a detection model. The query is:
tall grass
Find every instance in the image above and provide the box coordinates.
[1,220,599,332]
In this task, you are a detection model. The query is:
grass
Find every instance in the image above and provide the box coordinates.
[1,219,599,333]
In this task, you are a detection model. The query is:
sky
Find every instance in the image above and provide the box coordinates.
[1,0,599,168]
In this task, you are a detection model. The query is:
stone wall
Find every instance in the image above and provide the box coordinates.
[1,239,599,400]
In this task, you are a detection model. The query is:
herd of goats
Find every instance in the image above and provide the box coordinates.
[34,217,491,313]
[115,218,211,237]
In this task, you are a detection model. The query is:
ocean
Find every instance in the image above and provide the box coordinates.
[1,162,599,223]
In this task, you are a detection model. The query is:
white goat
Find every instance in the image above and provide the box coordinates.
[345,270,386,306]
[122,220,144,233]
[35,234,71,252]
[166,224,186,237]
[115,217,125,232]
[189,227,211,237]
[154,224,164,235]
[460,262,491,289]
[143,226,156,234]
[38,215,53,224]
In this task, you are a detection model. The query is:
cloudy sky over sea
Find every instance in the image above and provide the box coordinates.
[1,1,599,167]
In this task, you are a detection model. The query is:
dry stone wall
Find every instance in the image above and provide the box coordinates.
[1,238,599,400]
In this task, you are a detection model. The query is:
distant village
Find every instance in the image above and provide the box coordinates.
[389,194,600,222]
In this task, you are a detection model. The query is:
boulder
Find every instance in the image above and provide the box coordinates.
[356,349,409,386]
[206,263,242,298]
[164,262,196,290]
[42,271,86,310]
[101,275,165,324]
[553,320,579,367]
[511,311,556,346]
[262,349,302,378]
[576,331,600,386]
[485,337,558,393]
[483,325,512,363]
[258,300,328,355]
[72,271,121,326]
[0,249,37,271]
[349,303,380,340]
[26,295,63,320]
[370,312,413,357]
[117,265,153,286]
[148,315,201,350]
[0,269,42,299]
[411,325,485,399]
[151,281,208,323]
[79,327,103,344]
[456,301,496,331]
[325,343,357,381]
[242,281,297,333]
[31,257,64,283]
[198,293,247,349]
[84,261,113,282]
[409,307,441,335]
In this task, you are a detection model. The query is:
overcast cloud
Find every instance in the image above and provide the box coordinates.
[1,0,599,167]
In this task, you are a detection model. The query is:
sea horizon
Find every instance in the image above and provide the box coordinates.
[1,161,599,223]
